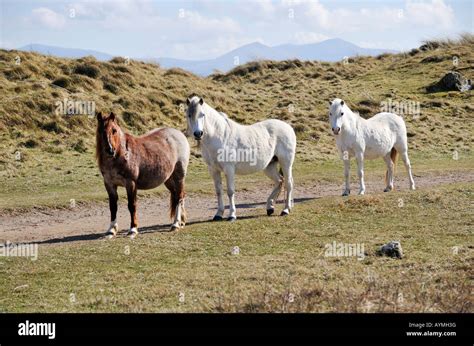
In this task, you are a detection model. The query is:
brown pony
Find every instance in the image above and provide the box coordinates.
[96,112,190,238]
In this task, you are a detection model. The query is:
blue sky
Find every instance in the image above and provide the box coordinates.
[0,0,472,59]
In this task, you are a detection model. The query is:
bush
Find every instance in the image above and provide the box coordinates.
[22,139,39,148]
[72,139,88,153]
[41,121,64,134]
[51,76,70,88]
[103,82,119,94]
[73,63,100,78]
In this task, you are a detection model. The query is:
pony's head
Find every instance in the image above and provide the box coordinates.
[328,99,345,135]
[185,96,205,140]
[96,111,121,158]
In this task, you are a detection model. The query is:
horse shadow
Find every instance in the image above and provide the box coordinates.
[34,196,318,245]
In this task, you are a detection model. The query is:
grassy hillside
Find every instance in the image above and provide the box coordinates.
[0,35,472,209]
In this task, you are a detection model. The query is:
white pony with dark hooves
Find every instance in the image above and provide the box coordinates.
[186,96,296,220]
[328,98,415,195]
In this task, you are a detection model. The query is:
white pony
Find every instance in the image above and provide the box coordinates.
[329,98,415,195]
[186,96,296,220]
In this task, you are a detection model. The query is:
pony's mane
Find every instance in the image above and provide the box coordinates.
[95,121,103,167]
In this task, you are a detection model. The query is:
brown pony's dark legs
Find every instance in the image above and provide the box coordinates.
[165,162,186,231]
[104,182,118,237]
[125,181,138,238]
[104,182,118,222]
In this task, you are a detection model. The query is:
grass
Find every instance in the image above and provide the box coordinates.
[0,182,471,312]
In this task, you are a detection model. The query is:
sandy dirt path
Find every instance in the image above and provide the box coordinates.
[1,170,472,244]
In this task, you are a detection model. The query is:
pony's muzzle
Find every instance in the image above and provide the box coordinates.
[193,130,203,140]
[332,127,341,135]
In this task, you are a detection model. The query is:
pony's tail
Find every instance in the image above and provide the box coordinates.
[385,148,398,186]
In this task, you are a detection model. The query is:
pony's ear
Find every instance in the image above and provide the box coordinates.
[328,100,332,106]
[109,112,116,121]
[186,98,191,105]
[96,112,103,122]
[340,100,345,106]
[199,97,204,105]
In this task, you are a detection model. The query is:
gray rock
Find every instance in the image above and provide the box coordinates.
[378,241,403,259]
[427,71,472,93]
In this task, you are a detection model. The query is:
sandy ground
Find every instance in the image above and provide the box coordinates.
[1,170,472,244]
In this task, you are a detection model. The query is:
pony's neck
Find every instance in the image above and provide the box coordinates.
[341,106,360,136]
[202,103,230,140]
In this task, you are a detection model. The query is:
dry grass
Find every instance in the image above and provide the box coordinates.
[0,183,471,312]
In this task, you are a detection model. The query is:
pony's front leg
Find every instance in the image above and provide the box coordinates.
[125,181,138,239]
[355,152,366,195]
[104,182,118,238]
[211,169,225,221]
[224,167,237,221]
[342,157,351,196]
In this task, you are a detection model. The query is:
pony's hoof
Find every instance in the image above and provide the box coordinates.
[410,185,416,191]
[383,187,393,193]
[170,225,179,232]
[127,228,138,239]
[227,216,237,222]
[280,210,289,216]
[267,208,275,216]
[212,215,223,221]
[342,190,350,197]
[105,232,116,239]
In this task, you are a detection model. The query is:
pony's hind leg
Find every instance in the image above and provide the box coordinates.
[263,161,283,216]
[383,153,395,192]
[279,158,294,216]
[400,150,415,190]
[165,162,187,231]
[355,152,366,195]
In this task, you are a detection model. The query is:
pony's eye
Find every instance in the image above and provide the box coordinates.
[340,112,344,116]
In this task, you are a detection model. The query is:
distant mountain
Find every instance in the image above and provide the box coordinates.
[18,39,397,76]
[156,38,398,76]
[18,44,113,61]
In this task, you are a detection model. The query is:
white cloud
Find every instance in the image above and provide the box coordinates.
[280,0,455,32]
[31,7,66,29]
[405,0,455,28]
[294,32,329,44]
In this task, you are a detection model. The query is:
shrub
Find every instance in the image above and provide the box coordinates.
[73,63,100,78]
[103,82,119,94]
[51,76,70,88]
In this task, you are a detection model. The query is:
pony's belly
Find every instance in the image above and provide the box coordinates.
[364,147,389,160]
[234,161,267,175]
